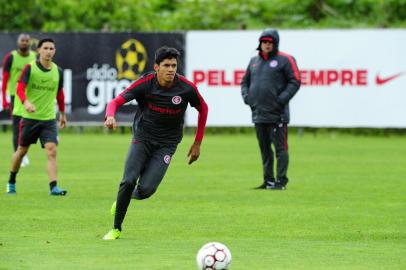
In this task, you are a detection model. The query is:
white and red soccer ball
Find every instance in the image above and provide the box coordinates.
[196,242,232,270]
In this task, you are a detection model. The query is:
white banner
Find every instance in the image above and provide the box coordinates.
[186,30,406,128]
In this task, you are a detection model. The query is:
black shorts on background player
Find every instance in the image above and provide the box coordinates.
[19,118,58,147]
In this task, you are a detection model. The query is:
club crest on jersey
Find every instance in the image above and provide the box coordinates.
[270,60,278,68]
[172,96,182,105]
[163,155,171,164]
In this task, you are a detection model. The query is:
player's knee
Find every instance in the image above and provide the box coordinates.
[120,177,136,189]
[121,172,138,187]
[276,147,288,156]
[47,149,57,159]
[45,145,57,158]
[135,186,157,200]
[16,147,28,157]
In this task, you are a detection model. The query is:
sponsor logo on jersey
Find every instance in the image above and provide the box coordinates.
[172,96,182,104]
[163,155,171,164]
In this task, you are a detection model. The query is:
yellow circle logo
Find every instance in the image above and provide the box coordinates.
[116,39,148,80]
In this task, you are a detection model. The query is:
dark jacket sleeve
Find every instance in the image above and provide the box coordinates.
[240,61,251,105]
[277,56,301,105]
[2,52,13,73]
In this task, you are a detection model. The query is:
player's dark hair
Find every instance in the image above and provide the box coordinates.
[155,46,180,65]
[38,38,55,48]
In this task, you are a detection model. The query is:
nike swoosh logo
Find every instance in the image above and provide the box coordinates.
[375,72,404,85]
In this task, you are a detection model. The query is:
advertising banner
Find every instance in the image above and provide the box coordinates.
[0,32,185,123]
[186,30,406,128]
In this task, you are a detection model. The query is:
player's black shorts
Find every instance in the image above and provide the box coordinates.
[19,118,58,148]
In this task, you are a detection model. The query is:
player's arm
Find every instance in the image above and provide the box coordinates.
[57,67,67,128]
[1,53,13,109]
[240,61,251,105]
[277,54,301,105]
[104,77,147,129]
[188,85,209,165]
[16,64,36,113]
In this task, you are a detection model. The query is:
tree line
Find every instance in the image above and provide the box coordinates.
[1,0,405,32]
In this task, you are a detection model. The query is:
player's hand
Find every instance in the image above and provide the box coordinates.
[23,100,36,113]
[59,113,67,128]
[187,142,201,165]
[2,100,10,111]
[104,116,117,130]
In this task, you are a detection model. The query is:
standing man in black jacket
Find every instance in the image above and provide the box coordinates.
[241,29,301,190]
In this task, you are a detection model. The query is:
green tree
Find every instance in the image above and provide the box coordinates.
[0,0,405,31]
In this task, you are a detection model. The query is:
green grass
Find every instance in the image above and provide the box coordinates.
[0,131,405,270]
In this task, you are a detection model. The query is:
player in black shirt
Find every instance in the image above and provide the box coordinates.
[103,46,208,240]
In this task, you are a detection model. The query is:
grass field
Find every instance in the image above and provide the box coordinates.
[0,131,405,270]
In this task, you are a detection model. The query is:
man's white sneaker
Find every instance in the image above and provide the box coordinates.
[21,155,30,167]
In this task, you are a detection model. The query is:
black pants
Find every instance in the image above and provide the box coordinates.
[255,123,289,186]
[114,140,177,230]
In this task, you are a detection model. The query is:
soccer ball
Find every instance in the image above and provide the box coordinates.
[116,39,148,80]
[196,242,232,270]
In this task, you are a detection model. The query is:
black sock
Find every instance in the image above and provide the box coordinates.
[49,180,57,191]
[9,171,17,184]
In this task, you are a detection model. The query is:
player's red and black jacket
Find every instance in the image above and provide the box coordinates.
[106,72,208,145]
[241,29,301,123]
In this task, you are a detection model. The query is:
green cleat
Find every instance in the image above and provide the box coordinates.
[111,201,116,216]
[103,228,121,240]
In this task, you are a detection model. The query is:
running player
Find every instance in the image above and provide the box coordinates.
[103,46,208,240]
